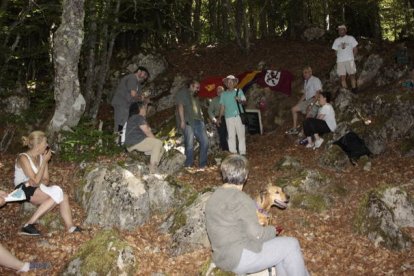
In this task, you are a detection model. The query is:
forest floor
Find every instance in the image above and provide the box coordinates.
[1,38,414,275]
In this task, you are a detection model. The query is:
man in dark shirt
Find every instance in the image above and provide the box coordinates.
[176,79,209,169]
[111,66,149,144]
[124,102,164,173]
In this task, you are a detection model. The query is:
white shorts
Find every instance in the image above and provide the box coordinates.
[337,60,357,76]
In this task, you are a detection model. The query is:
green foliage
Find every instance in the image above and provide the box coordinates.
[59,120,122,162]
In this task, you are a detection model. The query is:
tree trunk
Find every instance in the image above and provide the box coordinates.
[88,0,120,119]
[193,0,201,42]
[83,1,97,114]
[207,0,217,42]
[248,0,257,39]
[258,0,268,38]
[48,0,85,134]
[221,0,230,40]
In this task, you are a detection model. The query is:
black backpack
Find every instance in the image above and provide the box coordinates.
[333,131,372,165]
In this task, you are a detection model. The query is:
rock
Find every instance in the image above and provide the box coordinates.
[276,155,302,171]
[78,165,151,230]
[158,149,186,175]
[376,66,408,87]
[167,191,213,256]
[62,229,136,275]
[20,202,64,232]
[2,95,30,115]
[277,170,341,213]
[357,54,383,88]
[354,186,414,250]
[318,145,350,172]
[147,175,176,214]
[128,53,168,81]
[302,27,325,41]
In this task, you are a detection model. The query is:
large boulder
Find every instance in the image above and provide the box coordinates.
[127,53,168,82]
[277,169,345,213]
[78,159,190,230]
[162,191,212,256]
[354,186,414,250]
[357,54,383,89]
[62,229,136,275]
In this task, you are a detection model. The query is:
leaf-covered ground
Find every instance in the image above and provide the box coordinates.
[1,38,414,275]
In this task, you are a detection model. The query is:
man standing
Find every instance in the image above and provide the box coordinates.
[111,66,149,144]
[208,86,229,151]
[287,66,322,135]
[176,80,209,170]
[218,75,246,155]
[332,25,358,92]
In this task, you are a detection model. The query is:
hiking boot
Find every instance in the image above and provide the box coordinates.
[351,87,358,94]
[20,224,41,236]
[286,127,299,135]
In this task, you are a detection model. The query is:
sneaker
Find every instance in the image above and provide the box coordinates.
[286,128,299,135]
[29,262,51,270]
[306,143,314,149]
[69,226,82,233]
[20,224,41,236]
[299,138,308,146]
[314,138,324,149]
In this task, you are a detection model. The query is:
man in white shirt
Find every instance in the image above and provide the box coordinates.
[286,66,322,135]
[332,25,358,92]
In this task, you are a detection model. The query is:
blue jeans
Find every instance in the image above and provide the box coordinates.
[184,120,209,168]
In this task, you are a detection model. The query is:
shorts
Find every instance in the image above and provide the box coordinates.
[15,183,37,202]
[337,60,357,76]
[298,98,318,117]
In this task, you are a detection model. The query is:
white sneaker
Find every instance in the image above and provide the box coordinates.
[314,138,324,149]
[306,143,314,148]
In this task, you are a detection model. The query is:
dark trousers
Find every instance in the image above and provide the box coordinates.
[303,118,331,137]
[216,118,229,151]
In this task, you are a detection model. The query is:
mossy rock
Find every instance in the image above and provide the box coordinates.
[353,186,413,250]
[290,193,329,213]
[275,155,301,172]
[63,229,136,275]
[318,145,349,172]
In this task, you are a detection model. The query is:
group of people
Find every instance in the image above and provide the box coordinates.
[1,130,81,272]
[285,24,355,147]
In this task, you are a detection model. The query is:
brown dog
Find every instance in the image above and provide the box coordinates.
[255,185,289,226]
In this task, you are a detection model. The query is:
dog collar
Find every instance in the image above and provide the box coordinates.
[255,202,270,217]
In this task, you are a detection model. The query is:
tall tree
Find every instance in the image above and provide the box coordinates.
[48,0,85,134]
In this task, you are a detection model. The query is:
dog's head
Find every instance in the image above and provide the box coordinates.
[258,185,289,210]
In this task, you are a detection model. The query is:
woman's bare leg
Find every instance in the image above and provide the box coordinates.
[0,243,26,271]
[27,189,56,225]
[59,194,74,229]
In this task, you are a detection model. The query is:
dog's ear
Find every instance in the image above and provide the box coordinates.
[259,190,267,203]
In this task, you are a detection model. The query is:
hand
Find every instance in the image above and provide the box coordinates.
[180,121,186,130]
[43,148,52,162]
[216,117,221,127]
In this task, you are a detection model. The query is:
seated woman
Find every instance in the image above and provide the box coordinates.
[303,91,337,149]
[14,131,81,236]
[0,191,49,272]
[124,102,164,174]
[205,154,309,275]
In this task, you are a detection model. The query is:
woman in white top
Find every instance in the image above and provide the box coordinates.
[302,92,337,149]
[14,131,80,236]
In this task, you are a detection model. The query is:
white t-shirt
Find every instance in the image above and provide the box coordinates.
[303,76,322,100]
[318,103,336,131]
[332,35,358,62]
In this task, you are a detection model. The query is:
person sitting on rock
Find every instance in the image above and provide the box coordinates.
[302,92,337,149]
[286,66,322,135]
[14,131,81,236]
[0,191,50,272]
[124,102,164,174]
[205,154,309,275]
